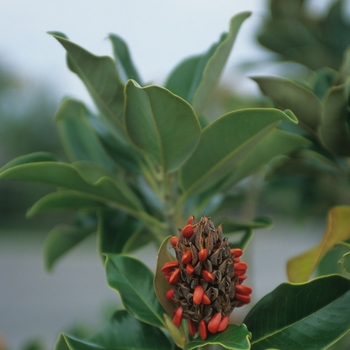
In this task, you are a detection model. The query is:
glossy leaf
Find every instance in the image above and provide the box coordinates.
[318,82,350,156]
[55,310,172,350]
[54,98,115,168]
[105,254,166,328]
[252,76,322,131]
[184,324,251,350]
[287,206,350,282]
[49,33,127,141]
[109,34,143,85]
[166,12,251,114]
[339,252,350,273]
[154,236,176,317]
[27,191,105,218]
[220,128,312,189]
[244,275,350,350]
[44,222,96,271]
[98,210,149,256]
[125,80,201,173]
[180,108,297,196]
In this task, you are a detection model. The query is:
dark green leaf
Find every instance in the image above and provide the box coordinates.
[49,33,127,142]
[339,252,350,273]
[252,76,322,131]
[125,81,201,173]
[180,108,297,197]
[98,210,150,256]
[54,98,115,168]
[184,324,251,350]
[55,310,172,350]
[244,275,350,349]
[44,222,96,271]
[105,254,166,328]
[319,82,350,156]
[109,34,143,85]
[166,12,251,114]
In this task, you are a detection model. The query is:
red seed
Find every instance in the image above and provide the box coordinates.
[188,318,196,337]
[165,289,174,301]
[233,269,246,277]
[234,261,248,270]
[235,284,252,295]
[182,224,194,238]
[198,248,208,262]
[235,293,251,304]
[166,275,170,282]
[217,315,229,332]
[193,285,204,305]
[186,263,194,275]
[173,307,183,327]
[230,248,243,258]
[238,275,247,284]
[187,215,195,225]
[161,261,179,274]
[170,236,179,247]
[208,312,222,333]
[181,251,192,264]
[169,268,181,285]
[202,270,214,283]
[199,320,207,340]
[202,294,211,304]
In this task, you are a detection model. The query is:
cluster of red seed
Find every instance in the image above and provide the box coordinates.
[161,215,252,340]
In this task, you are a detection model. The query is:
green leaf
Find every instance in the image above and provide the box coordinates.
[44,221,96,271]
[220,129,312,189]
[105,254,166,328]
[54,98,115,168]
[154,236,176,317]
[27,191,105,217]
[49,33,127,141]
[0,152,58,173]
[0,161,140,211]
[109,34,143,85]
[55,310,172,350]
[244,275,350,350]
[98,210,150,256]
[287,206,350,282]
[318,82,350,156]
[165,12,250,108]
[191,12,251,114]
[166,12,251,114]
[252,76,322,131]
[339,252,350,273]
[180,108,297,197]
[125,81,201,173]
[184,324,251,350]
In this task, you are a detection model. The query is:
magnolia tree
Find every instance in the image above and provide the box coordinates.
[1,10,350,350]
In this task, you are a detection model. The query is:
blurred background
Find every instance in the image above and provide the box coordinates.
[1,0,350,349]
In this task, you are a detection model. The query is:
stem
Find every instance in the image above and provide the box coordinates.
[162,172,178,236]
